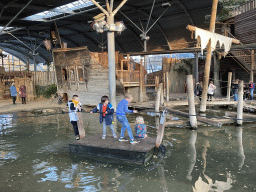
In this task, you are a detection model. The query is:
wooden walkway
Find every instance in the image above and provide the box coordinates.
[69,134,156,164]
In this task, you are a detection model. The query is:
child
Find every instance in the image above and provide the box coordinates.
[116,93,139,144]
[67,95,82,140]
[207,81,216,101]
[91,95,117,139]
[135,116,147,139]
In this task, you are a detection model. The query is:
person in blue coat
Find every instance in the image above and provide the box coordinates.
[91,95,116,139]
[10,83,17,104]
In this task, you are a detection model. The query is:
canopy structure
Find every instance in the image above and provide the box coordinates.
[0,0,217,64]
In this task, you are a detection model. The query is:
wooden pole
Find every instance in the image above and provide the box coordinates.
[225,111,256,120]
[166,72,169,101]
[163,107,222,127]
[187,75,197,128]
[250,50,254,83]
[237,80,244,125]
[200,0,219,112]
[155,83,162,112]
[163,72,166,97]
[156,109,167,148]
[140,59,143,102]
[160,83,164,105]
[227,72,232,101]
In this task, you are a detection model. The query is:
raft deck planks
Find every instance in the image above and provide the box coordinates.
[69,134,156,164]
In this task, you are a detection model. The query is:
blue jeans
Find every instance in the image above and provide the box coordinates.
[116,115,134,140]
[250,89,254,100]
[234,94,238,101]
[102,118,115,136]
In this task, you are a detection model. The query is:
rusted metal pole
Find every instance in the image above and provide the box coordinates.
[227,72,232,101]
[250,50,254,83]
[200,0,218,112]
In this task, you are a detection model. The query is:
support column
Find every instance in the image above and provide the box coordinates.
[213,52,221,96]
[187,75,197,129]
[237,80,244,125]
[194,52,199,82]
[200,0,218,112]
[250,50,254,83]
[227,72,232,101]
[33,55,36,85]
[107,14,117,109]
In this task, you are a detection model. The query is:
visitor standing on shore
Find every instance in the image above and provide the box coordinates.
[207,81,216,101]
[232,79,239,101]
[10,83,17,104]
[19,85,26,104]
[249,81,255,100]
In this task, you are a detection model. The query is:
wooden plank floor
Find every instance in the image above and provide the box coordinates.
[69,134,156,164]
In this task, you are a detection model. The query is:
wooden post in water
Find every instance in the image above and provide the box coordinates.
[200,0,218,112]
[166,72,169,101]
[187,75,197,128]
[237,80,244,125]
[227,72,232,101]
[155,83,162,112]
[156,109,167,148]
[78,107,85,138]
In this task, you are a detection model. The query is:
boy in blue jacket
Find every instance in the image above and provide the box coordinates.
[91,95,117,139]
[116,93,139,144]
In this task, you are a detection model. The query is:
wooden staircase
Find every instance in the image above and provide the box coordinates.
[230,49,255,73]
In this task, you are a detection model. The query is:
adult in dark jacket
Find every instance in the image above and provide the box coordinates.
[10,83,17,104]
[91,95,116,139]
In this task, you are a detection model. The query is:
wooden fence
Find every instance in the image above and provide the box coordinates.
[31,71,57,86]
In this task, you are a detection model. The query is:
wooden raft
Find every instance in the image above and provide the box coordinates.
[69,134,156,165]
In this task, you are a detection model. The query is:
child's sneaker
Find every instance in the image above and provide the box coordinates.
[113,134,117,138]
[119,137,128,142]
[76,136,80,140]
[102,135,106,139]
[130,139,140,144]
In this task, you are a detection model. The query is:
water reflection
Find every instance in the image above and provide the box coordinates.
[0,111,256,192]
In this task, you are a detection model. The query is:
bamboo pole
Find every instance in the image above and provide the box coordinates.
[227,72,232,101]
[200,0,218,112]
[187,75,197,128]
[186,25,240,44]
[237,80,244,125]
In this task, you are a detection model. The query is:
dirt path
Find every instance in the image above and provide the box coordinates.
[0,97,67,114]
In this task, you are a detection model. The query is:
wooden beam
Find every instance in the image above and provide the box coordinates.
[186,25,240,44]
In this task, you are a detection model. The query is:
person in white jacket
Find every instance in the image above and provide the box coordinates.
[207,81,216,101]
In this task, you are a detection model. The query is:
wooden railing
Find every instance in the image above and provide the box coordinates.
[116,70,140,87]
[231,0,256,17]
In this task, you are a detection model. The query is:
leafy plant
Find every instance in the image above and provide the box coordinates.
[217,0,246,21]
[174,65,189,74]
[35,84,57,99]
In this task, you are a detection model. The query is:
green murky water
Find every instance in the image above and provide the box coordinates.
[0,111,256,191]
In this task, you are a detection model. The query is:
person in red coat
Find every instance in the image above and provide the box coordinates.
[19,85,26,104]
